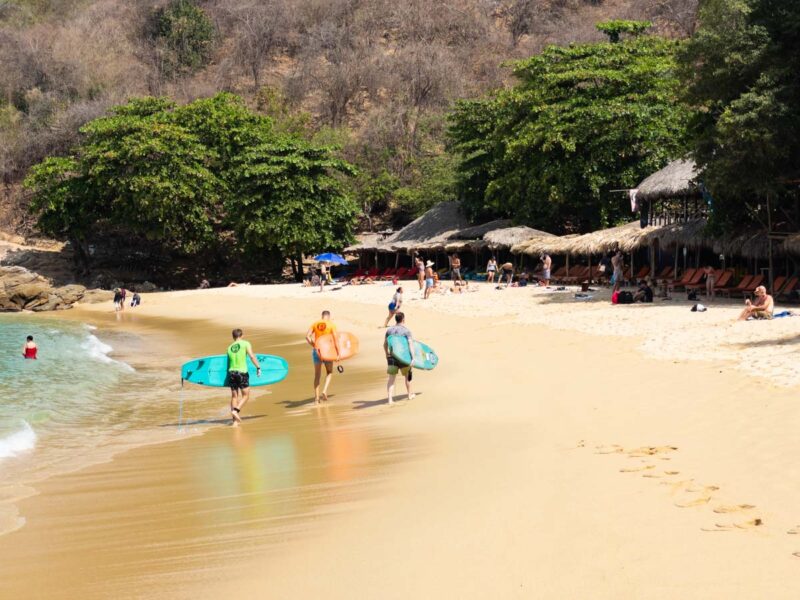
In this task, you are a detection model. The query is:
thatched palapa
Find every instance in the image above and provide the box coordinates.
[484,226,553,250]
[636,159,700,202]
[449,219,512,240]
[344,232,390,253]
[383,201,470,252]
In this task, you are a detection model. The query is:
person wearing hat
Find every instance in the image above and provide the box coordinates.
[424,261,435,299]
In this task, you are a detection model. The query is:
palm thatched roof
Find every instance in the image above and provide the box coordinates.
[383,201,470,252]
[344,232,389,253]
[484,226,553,249]
[449,219,512,240]
[636,159,700,202]
[713,231,784,259]
[651,218,708,248]
[512,233,579,255]
[784,234,800,256]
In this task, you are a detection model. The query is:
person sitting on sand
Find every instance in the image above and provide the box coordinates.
[130,292,141,308]
[227,328,261,426]
[22,335,37,359]
[384,311,415,405]
[517,272,529,287]
[633,279,654,303]
[384,287,403,327]
[738,285,774,320]
[306,311,341,404]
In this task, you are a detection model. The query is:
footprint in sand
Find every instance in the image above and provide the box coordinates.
[673,483,719,508]
[713,504,756,514]
[620,464,655,473]
[628,446,678,458]
[595,444,624,455]
[701,518,763,532]
[786,526,800,535]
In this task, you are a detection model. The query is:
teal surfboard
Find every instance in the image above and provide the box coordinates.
[181,354,289,387]
[386,335,438,370]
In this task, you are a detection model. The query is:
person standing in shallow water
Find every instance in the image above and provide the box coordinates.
[227,328,261,426]
[22,335,37,359]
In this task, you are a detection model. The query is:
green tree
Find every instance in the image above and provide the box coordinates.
[680,0,800,232]
[448,21,690,232]
[26,104,222,262]
[232,138,357,276]
[25,94,357,276]
[150,0,215,78]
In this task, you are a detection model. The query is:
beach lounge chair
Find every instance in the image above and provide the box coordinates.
[666,268,695,289]
[379,268,399,280]
[342,268,365,281]
[630,266,650,283]
[769,276,787,297]
[712,270,735,292]
[722,274,763,298]
[562,266,589,284]
[550,266,568,283]
[777,276,799,301]
[685,269,725,293]
[655,266,674,280]
[365,268,379,278]
[670,269,703,291]
[719,274,753,298]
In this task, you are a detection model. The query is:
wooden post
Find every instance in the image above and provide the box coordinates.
[767,196,774,293]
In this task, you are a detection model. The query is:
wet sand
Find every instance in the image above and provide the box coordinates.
[2,285,800,598]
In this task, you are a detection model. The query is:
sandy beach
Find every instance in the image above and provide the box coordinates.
[2,281,800,599]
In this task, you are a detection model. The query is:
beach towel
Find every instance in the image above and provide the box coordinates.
[691,303,707,312]
[773,310,794,318]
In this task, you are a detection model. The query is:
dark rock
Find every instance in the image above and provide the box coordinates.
[0,266,87,312]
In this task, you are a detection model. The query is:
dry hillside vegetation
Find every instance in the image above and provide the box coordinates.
[0,0,698,232]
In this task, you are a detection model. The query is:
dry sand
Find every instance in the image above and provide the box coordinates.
[1,282,800,599]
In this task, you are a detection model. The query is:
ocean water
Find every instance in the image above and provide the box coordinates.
[0,314,173,489]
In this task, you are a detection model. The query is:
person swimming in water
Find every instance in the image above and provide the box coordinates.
[22,335,37,359]
[227,328,261,426]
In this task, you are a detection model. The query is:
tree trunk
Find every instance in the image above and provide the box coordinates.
[294,252,304,282]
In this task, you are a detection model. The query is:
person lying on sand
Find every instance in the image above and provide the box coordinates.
[738,285,774,320]
[227,282,250,287]
[227,328,261,426]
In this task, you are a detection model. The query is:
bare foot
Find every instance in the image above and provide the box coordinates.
[231,408,242,424]
[321,392,328,402]
[408,393,416,400]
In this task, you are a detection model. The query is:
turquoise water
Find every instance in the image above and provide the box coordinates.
[0,314,169,479]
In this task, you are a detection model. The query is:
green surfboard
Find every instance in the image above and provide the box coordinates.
[386,335,438,370]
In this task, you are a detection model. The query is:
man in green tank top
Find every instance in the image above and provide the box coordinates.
[227,328,261,426]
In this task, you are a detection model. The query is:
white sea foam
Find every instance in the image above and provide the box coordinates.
[81,335,135,372]
[0,422,37,459]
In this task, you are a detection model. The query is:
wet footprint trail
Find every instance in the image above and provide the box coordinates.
[591,443,765,536]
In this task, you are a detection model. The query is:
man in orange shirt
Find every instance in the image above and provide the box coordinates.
[305,310,341,404]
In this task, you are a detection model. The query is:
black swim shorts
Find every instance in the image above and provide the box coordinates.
[228,371,250,390]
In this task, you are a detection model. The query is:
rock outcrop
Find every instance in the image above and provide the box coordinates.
[0,266,109,311]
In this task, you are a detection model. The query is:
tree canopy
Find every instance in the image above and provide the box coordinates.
[24,93,357,272]
[447,21,690,233]
[679,0,800,232]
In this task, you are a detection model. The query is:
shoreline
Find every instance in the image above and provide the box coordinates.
[1,284,799,598]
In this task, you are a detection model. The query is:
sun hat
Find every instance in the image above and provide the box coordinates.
[425,260,434,267]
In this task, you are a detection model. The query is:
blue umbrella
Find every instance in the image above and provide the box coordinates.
[313,253,348,265]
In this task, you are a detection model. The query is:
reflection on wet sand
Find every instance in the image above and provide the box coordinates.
[0,317,418,600]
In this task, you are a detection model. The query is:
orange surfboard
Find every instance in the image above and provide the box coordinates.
[315,332,359,362]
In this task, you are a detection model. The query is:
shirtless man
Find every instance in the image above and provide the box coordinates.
[611,251,624,292]
[703,265,716,302]
[450,254,463,283]
[738,285,774,320]
[540,253,552,286]
[306,310,341,403]
[424,261,435,299]
[500,262,514,288]
[226,328,261,426]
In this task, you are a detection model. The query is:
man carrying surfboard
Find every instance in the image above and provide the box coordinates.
[306,310,341,404]
[227,328,261,425]
[383,311,415,405]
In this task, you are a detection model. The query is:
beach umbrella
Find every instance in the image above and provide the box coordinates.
[313,252,348,265]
